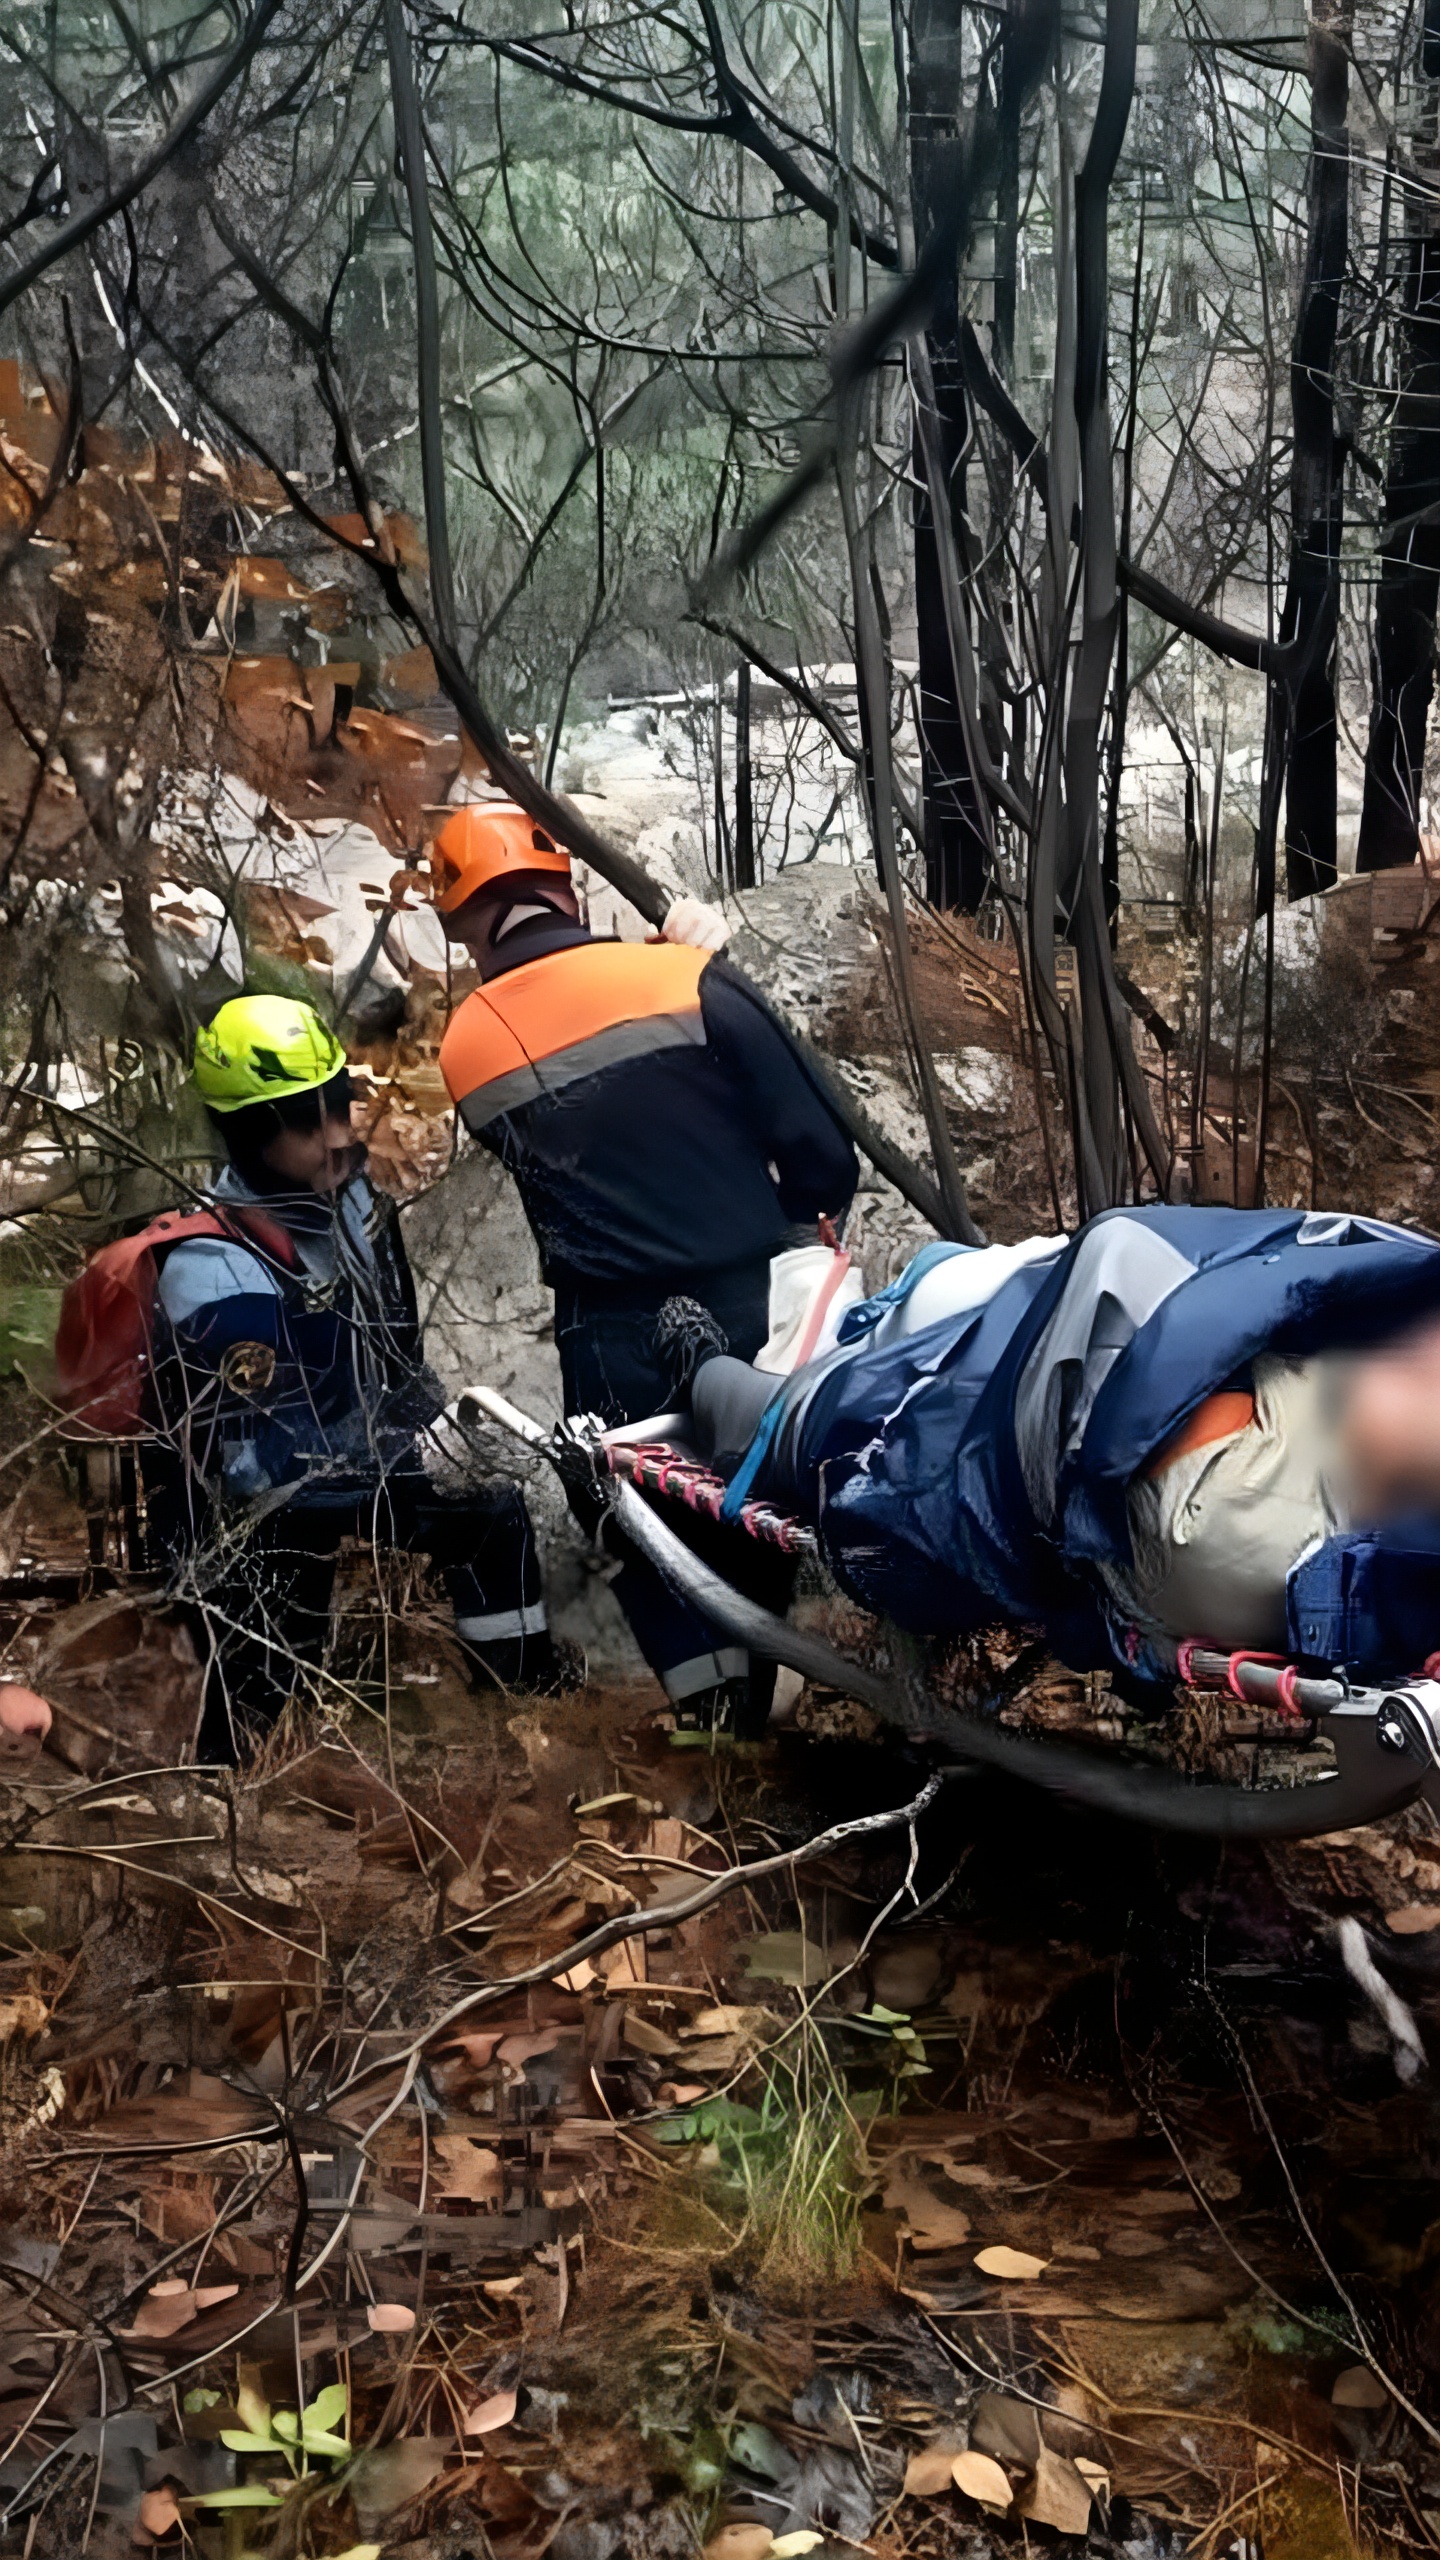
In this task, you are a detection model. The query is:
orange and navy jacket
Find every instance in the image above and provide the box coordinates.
[438,918,858,1286]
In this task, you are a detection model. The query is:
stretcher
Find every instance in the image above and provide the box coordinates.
[458,1385,1440,1842]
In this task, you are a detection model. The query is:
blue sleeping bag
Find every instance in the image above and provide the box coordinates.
[725,1207,1440,1680]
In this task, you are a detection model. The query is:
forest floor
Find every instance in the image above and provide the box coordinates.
[0,1476,1436,2560]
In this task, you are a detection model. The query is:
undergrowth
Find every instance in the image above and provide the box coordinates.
[664,2025,867,2299]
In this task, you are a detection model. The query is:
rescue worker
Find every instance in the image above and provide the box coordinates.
[147,994,557,1758]
[431,800,858,1731]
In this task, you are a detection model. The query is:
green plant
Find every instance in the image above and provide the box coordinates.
[668,2029,866,2295]
[844,2000,933,2095]
[187,2376,366,2534]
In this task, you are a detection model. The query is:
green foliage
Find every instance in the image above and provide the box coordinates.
[845,2001,933,2087]
[674,2030,866,2296]
[191,2375,354,2524]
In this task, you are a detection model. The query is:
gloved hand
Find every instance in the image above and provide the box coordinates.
[654,895,732,953]
[550,1413,613,1541]
[419,1399,504,1487]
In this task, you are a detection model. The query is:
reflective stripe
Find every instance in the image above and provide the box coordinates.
[663,1646,747,1701]
[457,1011,706,1134]
[439,939,709,1119]
[455,1601,549,1642]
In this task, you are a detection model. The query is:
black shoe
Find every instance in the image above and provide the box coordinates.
[673,1674,766,1738]
[654,1296,729,1399]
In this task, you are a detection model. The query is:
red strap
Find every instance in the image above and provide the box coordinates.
[1226,1649,1286,1701]
[1275,1666,1305,1719]
[793,1248,853,1369]
[145,1204,298,1272]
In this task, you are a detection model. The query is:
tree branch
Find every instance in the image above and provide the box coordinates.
[334,1771,957,2099]
[384,0,457,650]
[0,0,285,322]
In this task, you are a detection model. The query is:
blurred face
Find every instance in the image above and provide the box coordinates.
[1341,1313,1440,1519]
[441,869,580,974]
[260,1104,359,1194]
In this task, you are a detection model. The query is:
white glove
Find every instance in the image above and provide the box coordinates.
[657,895,732,953]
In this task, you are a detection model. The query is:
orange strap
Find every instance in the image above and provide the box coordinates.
[1145,1388,1256,1480]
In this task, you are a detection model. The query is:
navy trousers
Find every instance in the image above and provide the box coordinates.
[154,1466,550,1759]
[553,1259,796,1707]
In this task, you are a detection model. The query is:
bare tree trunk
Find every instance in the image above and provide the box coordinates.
[733,661,756,888]
[384,0,458,654]
[1062,0,1168,1209]
[1281,0,1350,900]
[908,0,989,909]
[1358,96,1440,872]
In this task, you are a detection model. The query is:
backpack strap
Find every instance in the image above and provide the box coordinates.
[144,1204,300,1275]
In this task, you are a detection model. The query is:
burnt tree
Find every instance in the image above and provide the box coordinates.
[1358,85,1440,870]
[909,0,989,910]
[1281,0,1351,901]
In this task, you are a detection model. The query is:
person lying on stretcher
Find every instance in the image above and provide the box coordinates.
[664,1207,1440,1693]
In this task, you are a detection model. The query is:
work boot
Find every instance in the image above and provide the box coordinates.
[673,1673,768,1739]
[654,1296,729,1400]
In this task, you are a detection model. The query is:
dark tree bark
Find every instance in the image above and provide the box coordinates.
[384,0,458,653]
[1358,125,1440,871]
[1061,0,1167,1208]
[1281,0,1350,901]
[908,0,988,910]
[732,660,756,888]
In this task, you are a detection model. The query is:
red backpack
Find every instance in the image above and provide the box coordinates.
[54,1206,299,1440]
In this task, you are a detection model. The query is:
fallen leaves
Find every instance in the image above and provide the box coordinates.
[902,2411,1102,2532]
[464,2388,518,2435]
[1332,2365,1389,2408]
[902,2446,960,2496]
[136,2484,182,2538]
[430,2137,503,2203]
[348,2436,449,2522]
[365,2303,416,2334]
[970,2393,1042,2469]
[703,2530,773,2560]
[0,1992,47,2041]
[902,2446,1014,2510]
[1017,2445,1094,2532]
[701,2532,822,2560]
[881,2164,972,2252]
[124,2280,239,2339]
[974,2243,1049,2279]
[952,2449,1015,2511]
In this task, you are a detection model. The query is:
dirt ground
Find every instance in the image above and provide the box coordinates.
[0,1452,1435,2560]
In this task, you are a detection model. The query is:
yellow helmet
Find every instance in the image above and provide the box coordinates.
[193,996,347,1113]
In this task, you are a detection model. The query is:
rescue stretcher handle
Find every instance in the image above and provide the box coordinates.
[611,1483,1430,1841]
[462,1381,1434,1841]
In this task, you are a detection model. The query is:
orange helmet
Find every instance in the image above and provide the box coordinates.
[430,802,572,914]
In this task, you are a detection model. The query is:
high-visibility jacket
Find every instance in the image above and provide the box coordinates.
[439,923,858,1285]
